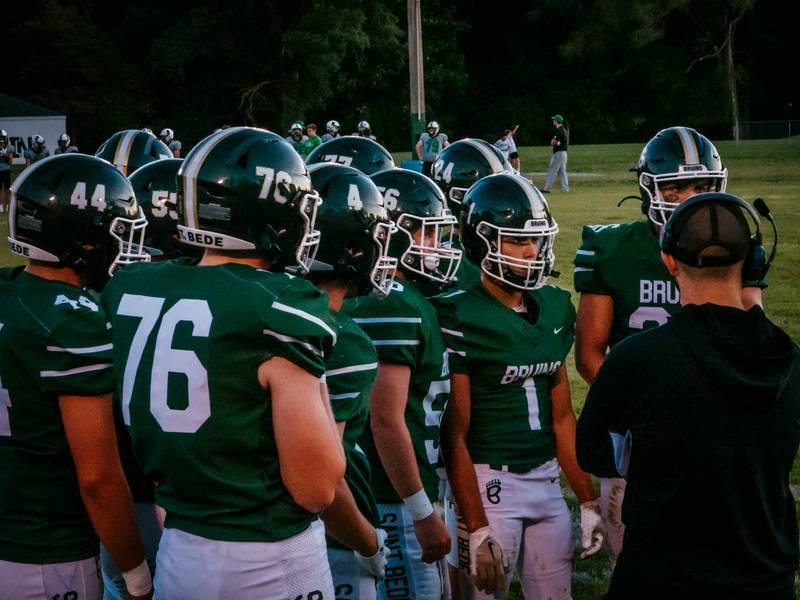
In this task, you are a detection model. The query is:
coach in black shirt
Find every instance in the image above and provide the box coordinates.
[577,193,800,599]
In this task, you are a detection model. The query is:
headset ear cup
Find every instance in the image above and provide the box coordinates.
[742,233,767,283]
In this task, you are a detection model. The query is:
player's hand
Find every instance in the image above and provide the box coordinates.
[412,511,451,563]
[468,526,507,593]
[355,528,389,579]
[579,499,605,558]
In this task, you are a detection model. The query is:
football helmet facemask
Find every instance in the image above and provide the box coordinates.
[432,138,512,214]
[96,129,172,176]
[9,154,149,289]
[371,168,462,283]
[308,163,397,297]
[637,126,727,227]
[461,173,558,291]
[176,127,321,273]
[326,120,340,134]
[306,136,395,176]
[427,121,440,136]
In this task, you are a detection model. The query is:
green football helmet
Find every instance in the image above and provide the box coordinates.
[308,163,397,297]
[95,129,173,176]
[637,127,727,226]
[461,173,558,290]
[371,168,462,283]
[128,158,201,260]
[432,138,512,213]
[176,127,321,273]
[8,154,149,289]
[306,136,395,175]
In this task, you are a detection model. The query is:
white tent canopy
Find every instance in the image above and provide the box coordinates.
[0,93,67,165]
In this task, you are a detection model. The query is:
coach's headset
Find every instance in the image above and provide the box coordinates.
[660,192,777,283]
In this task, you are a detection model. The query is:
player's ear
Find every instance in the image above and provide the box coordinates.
[661,252,679,277]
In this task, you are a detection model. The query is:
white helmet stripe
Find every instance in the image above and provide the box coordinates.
[8,154,62,241]
[113,130,138,176]
[676,127,699,165]
[512,173,543,213]
[182,127,248,229]
[462,139,505,173]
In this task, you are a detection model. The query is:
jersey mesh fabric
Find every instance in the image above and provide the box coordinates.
[345,279,450,503]
[325,311,380,549]
[432,283,575,467]
[101,259,336,542]
[0,267,114,563]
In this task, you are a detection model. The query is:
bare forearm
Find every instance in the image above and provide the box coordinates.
[554,415,595,504]
[442,436,487,533]
[576,345,605,385]
[321,478,378,555]
[372,418,424,498]
[81,475,145,572]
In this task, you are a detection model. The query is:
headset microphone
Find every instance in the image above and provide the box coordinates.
[752,198,778,273]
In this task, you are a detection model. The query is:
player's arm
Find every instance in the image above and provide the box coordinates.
[575,357,624,479]
[441,372,486,531]
[550,365,594,503]
[260,357,345,513]
[575,293,613,384]
[321,421,380,556]
[59,393,151,599]
[742,286,763,309]
[415,138,424,160]
[550,365,604,558]
[370,362,450,562]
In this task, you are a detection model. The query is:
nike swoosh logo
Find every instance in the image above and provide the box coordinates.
[554,327,563,334]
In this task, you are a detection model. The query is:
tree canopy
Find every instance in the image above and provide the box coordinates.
[5,0,797,152]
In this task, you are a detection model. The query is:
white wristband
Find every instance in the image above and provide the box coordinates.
[122,559,152,597]
[403,489,434,521]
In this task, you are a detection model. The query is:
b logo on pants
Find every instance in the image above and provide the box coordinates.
[485,479,502,505]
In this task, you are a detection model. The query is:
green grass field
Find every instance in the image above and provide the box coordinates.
[2,138,798,598]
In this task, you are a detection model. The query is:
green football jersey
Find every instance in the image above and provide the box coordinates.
[101,259,337,543]
[0,267,114,564]
[345,279,450,504]
[326,311,380,549]
[574,219,766,348]
[573,220,684,347]
[432,283,575,468]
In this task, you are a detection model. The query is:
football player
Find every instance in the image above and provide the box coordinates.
[1,154,152,600]
[53,133,79,155]
[23,134,50,165]
[322,119,341,142]
[285,122,310,158]
[434,173,603,599]
[0,129,13,213]
[95,130,172,176]
[345,168,461,599]
[100,127,346,598]
[100,157,198,600]
[432,138,513,289]
[355,120,377,141]
[573,126,765,562]
[158,128,182,158]
[307,163,398,599]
